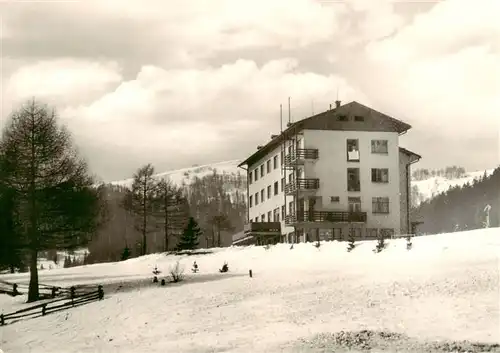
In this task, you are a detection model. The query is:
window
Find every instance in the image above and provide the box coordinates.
[266,160,271,174]
[255,170,258,182]
[371,140,388,154]
[281,177,285,192]
[280,151,284,165]
[330,196,340,203]
[372,197,390,214]
[354,115,364,122]
[255,192,259,205]
[260,165,264,177]
[347,139,360,161]
[267,211,272,222]
[337,115,348,121]
[273,208,280,222]
[281,205,286,219]
[255,217,258,223]
[288,146,292,155]
[372,168,389,183]
[261,214,265,222]
[348,197,361,212]
[249,195,253,208]
[249,171,252,185]
[261,189,265,202]
[273,155,278,169]
[288,173,293,183]
[347,168,360,192]
[267,185,272,199]
[289,201,294,215]
[274,181,279,195]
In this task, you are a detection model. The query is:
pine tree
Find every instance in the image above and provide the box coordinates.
[374,232,386,253]
[121,245,131,261]
[176,217,202,251]
[154,178,188,252]
[0,99,106,302]
[347,229,355,252]
[123,164,158,256]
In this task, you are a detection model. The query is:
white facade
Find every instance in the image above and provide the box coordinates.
[247,128,405,241]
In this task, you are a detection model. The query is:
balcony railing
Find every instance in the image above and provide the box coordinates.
[284,148,319,166]
[285,178,320,195]
[284,211,367,225]
[244,222,281,234]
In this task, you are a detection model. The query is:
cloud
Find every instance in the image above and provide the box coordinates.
[2,0,498,180]
[57,58,362,179]
[5,59,122,107]
[361,0,500,140]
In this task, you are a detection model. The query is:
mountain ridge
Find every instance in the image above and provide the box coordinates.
[110,159,495,206]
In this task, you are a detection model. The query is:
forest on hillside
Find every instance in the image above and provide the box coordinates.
[0,99,247,298]
[412,167,499,234]
[84,170,247,264]
[412,165,467,181]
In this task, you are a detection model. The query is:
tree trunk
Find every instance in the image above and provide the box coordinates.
[164,199,169,252]
[27,248,39,302]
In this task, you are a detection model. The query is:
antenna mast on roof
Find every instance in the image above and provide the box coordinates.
[280,104,283,134]
[288,97,291,125]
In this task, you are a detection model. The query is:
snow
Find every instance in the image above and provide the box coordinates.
[109,159,495,210]
[412,169,495,205]
[110,159,243,189]
[1,228,499,352]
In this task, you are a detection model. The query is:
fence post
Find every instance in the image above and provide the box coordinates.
[0,314,4,326]
[70,286,75,306]
[42,304,47,316]
[97,285,104,300]
[51,287,57,299]
[12,283,19,296]
[249,269,253,278]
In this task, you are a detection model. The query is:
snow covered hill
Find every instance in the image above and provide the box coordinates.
[109,159,494,207]
[111,159,243,189]
[1,228,499,352]
[412,169,495,205]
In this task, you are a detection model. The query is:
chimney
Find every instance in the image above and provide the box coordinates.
[271,134,278,139]
[335,100,341,108]
[257,145,263,150]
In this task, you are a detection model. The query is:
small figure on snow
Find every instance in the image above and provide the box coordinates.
[192,261,199,273]
[219,261,229,273]
[152,265,161,283]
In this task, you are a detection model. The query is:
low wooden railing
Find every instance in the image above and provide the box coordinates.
[0,285,104,326]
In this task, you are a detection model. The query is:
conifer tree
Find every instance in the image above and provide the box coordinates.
[0,99,106,302]
[123,164,158,256]
[176,217,202,251]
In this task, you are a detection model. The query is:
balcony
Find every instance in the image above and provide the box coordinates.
[285,178,320,195]
[284,148,319,167]
[284,211,367,226]
[244,222,281,235]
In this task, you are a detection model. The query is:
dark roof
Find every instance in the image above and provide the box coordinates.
[399,147,422,162]
[239,101,413,168]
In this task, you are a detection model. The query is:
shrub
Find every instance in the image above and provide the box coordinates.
[170,261,184,283]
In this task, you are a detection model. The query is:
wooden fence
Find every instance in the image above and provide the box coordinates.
[0,285,104,326]
[0,280,100,299]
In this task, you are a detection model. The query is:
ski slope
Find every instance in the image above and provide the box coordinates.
[1,228,499,353]
[412,169,495,205]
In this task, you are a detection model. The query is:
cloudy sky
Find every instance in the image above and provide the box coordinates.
[0,0,498,181]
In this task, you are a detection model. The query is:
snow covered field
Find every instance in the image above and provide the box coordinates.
[1,228,499,353]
